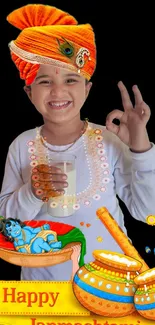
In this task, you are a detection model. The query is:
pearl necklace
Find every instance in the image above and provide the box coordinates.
[32,123,108,207]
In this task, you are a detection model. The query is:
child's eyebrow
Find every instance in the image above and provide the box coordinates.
[35,73,81,81]
[63,73,81,78]
[35,74,50,81]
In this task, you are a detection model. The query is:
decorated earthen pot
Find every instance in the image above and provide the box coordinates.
[134,267,155,320]
[73,250,142,317]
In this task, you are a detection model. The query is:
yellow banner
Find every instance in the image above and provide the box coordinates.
[0,281,89,316]
[0,281,154,324]
[0,315,154,325]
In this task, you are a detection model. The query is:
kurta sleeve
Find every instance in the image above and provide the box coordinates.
[0,139,44,220]
[113,135,155,223]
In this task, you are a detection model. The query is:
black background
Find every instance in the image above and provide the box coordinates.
[0,0,155,279]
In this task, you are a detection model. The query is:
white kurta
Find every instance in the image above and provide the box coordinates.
[0,122,155,280]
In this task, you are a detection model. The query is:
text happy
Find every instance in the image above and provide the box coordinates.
[2,288,60,307]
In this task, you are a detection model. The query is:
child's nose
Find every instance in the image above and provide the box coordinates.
[50,84,65,96]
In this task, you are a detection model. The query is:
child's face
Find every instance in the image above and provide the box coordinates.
[25,65,92,124]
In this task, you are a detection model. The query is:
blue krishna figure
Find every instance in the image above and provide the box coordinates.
[0,217,62,253]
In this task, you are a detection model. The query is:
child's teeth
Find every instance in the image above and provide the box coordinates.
[50,102,68,106]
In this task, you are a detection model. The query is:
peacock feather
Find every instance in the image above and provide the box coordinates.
[0,216,5,220]
[57,37,75,58]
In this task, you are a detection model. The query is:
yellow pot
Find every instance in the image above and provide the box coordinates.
[73,250,142,317]
[134,268,155,320]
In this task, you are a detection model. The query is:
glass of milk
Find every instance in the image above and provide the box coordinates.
[47,153,76,217]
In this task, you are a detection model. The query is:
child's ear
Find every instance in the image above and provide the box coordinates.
[85,81,92,99]
[24,85,32,100]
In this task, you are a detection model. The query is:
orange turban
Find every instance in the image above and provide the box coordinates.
[7,4,96,85]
